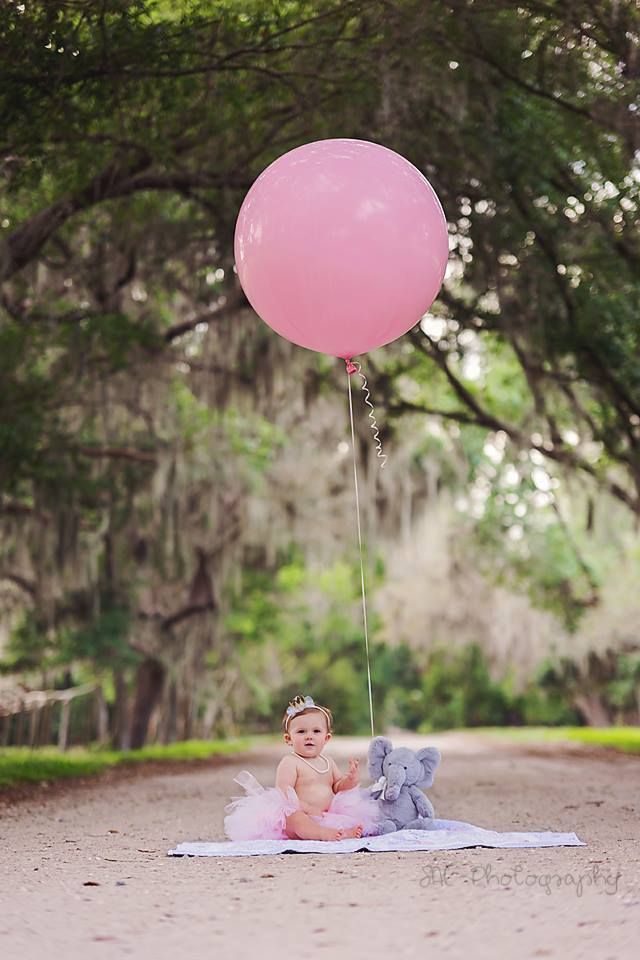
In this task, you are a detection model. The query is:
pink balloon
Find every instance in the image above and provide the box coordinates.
[234,139,449,360]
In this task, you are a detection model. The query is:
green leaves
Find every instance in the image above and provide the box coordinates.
[1,0,638,731]
[0,308,158,496]
[60,605,138,669]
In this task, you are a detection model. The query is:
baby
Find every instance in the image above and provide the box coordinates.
[224,694,381,841]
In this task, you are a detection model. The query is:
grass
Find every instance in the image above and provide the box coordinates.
[475,726,640,754]
[2,726,638,790]
[558,727,640,753]
[0,738,251,789]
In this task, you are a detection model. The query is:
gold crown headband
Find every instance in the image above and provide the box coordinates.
[285,695,331,731]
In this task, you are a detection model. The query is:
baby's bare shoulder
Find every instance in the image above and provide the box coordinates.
[277,754,298,771]
[276,754,299,787]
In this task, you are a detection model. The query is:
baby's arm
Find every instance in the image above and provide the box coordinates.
[275,756,315,814]
[275,755,298,795]
[332,757,360,793]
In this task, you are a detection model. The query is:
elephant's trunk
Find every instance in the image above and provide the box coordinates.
[383,767,406,801]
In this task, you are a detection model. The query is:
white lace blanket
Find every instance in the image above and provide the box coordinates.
[168,818,584,857]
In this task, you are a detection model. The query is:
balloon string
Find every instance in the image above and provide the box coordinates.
[346,365,375,739]
[345,360,387,469]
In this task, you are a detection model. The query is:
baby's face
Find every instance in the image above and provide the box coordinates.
[285,710,331,758]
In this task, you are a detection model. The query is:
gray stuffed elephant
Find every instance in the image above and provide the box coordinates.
[368,736,441,833]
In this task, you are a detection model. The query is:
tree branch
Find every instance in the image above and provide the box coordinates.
[0,571,36,597]
[0,499,52,523]
[404,328,639,513]
[75,446,157,464]
[1,155,151,282]
[163,288,247,342]
[162,601,216,631]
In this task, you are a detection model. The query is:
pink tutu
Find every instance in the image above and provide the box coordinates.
[224,770,381,840]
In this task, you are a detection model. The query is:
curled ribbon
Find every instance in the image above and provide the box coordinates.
[345,359,388,469]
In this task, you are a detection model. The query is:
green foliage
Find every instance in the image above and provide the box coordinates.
[605,653,640,714]
[516,683,581,728]
[2,602,138,677]
[464,446,601,630]
[411,646,581,730]
[0,307,158,497]
[418,645,515,731]
[221,408,287,478]
[1,0,639,744]
[219,548,635,733]
[1,610,57,673]
[0,323,58,494]
[534,649,640,725]
[560,727,640,754]
[224,569,283,645]
[0,749,109,788]
[370,643,425,730]
[481,726,640,756]
[467,336,532,426]
[170,377,218,442]
[0,738,251,789]
[58,605,139,670]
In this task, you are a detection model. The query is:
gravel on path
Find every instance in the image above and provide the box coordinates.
[1,731,638,960]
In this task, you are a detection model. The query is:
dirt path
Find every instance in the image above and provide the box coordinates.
[1,732,638,959]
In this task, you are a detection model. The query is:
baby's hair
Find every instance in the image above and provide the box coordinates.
[282,700,333,733]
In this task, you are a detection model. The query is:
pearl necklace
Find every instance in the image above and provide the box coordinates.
[293,751,330,774]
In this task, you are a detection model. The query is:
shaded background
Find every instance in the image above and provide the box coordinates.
[1,0,639,749]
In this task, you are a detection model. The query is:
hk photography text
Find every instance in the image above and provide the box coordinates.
[420,863,621,897]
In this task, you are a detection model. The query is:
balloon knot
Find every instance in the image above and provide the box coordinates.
[345,359,357,375]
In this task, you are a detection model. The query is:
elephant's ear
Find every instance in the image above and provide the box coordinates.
[368,736,393,778]
[416,747,441,787]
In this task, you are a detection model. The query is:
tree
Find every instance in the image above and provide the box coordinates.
[1,0,638,741]
[378,0,640,513]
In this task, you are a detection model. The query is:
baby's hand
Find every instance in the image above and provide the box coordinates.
[343,758,360,789]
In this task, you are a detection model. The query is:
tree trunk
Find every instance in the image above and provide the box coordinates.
[129,657,166,749]
[163,679,178,744]
[58,701,71,751]
[41,702,53,746]
[180,690,194,741]
[29,707,38,747]
[112,668,131,750]
[573,693,612,727]
[95,685,109,746]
